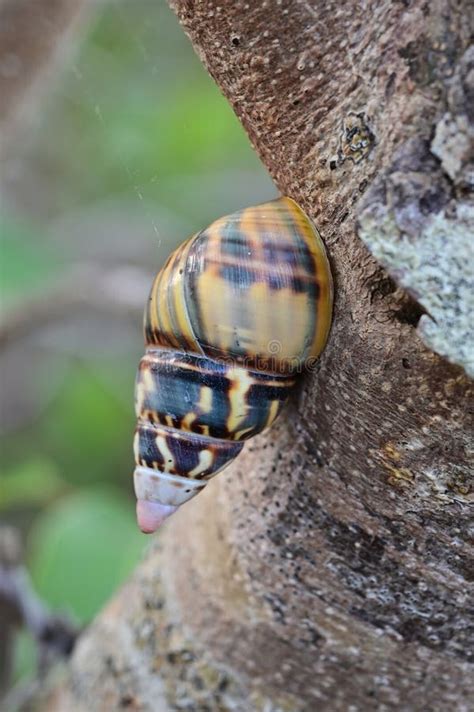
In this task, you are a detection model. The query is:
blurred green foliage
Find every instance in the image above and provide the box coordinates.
[27,1,272,222]
[0,219,60,309]
[1,0,274,688]
[40,365,132,487]
[29,487,144,622]
[1,457,64,510]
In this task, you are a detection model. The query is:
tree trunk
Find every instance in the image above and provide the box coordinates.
[38,1,473,710]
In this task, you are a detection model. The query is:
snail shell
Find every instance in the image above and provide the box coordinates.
[134,197,333,532]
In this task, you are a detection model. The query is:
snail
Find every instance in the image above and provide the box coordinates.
[133,197,333,533]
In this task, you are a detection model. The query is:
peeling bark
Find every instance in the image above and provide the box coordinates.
[35,1,473,711]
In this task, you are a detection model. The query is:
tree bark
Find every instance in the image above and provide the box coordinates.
[37,1,473,710]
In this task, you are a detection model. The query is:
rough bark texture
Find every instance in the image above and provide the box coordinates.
[37,1,473,711]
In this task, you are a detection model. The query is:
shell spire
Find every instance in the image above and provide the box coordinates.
[133,197,333,532]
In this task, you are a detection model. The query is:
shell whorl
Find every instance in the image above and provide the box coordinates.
[133,197,333,532]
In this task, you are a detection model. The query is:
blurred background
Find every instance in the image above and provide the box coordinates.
[0,0,275,693]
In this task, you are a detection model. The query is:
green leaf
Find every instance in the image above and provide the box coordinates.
[0,457,65,510]
[27,487,145,622]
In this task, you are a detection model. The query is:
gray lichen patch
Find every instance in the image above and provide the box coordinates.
[415,206,474,375]
[358,198,474,377]
[357,123,473,379]
[357,45,474,377]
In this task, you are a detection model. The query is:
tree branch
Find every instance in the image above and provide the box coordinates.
[0,527,78,706]
[22,1,474,709]
[0,263,150,350]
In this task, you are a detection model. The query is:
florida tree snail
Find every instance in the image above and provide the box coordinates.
[133,197,333,533]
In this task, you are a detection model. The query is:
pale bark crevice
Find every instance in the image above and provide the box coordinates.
[21,0,474,710]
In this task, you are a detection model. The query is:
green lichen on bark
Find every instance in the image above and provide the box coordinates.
[357,44,474,377]
[358,199,474,377]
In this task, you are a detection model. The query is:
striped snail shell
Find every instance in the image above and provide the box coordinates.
[134,197,333,533]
